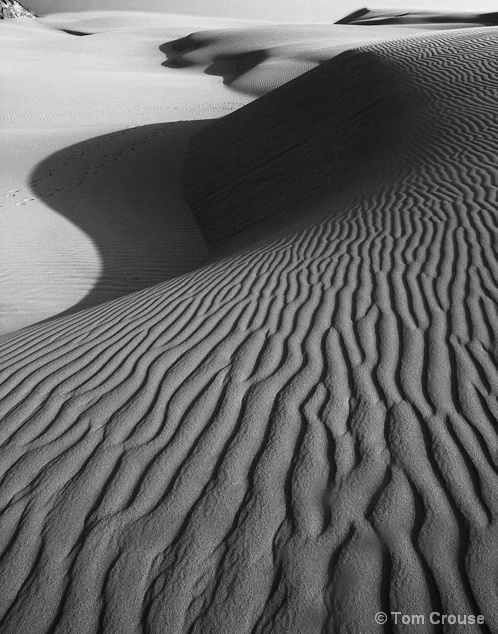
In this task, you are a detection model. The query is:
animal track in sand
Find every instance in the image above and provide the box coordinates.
[1,119,210,327]
[21,127,176,203]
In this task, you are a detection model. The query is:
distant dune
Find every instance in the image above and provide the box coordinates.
[337,7,498,26]
[2,8,498,634]
[23,0,356,23]
[162,22,432,98]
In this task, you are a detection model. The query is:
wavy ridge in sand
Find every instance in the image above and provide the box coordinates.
[2,25,498,634]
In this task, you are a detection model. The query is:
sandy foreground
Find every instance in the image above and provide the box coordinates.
[2,6,498,634]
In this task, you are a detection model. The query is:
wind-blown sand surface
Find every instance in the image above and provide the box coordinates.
[3,7,498,634]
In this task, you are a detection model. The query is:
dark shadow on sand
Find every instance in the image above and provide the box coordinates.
[160,38,214,69]
[184,48,411,251]
[60,28,93,36]
[28,120,211,328]
[160,39,269,97]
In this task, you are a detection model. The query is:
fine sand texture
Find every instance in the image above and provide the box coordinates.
[3,9,498,634]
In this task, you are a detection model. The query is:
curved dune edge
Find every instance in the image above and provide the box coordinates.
[161,22,437,99]
[0,122,209,336]
[3,26,498,634]
[337,8,498,26]
[0,11,255,334]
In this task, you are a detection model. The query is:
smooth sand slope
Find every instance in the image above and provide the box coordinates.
[22,0,366,24]
[3,12,498,634]
[0,11,257,334]
[23,0,498,24]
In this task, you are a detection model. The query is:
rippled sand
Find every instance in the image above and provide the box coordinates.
[2,7,498,634]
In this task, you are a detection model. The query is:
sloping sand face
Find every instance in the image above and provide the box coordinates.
[162,23,432,98]
[22,0,363,24]
[0,13,256,334]
[0,122,210,334]
[3,20,498,634]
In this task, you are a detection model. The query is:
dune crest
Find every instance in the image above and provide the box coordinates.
[2,17,498,634]
[161,21,453,98]
[338,8,498,27]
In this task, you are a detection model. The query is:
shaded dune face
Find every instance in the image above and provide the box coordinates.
[185,47,405,246]
[22,122,208,328]
[161,30,318,97]
[3,26,498,634]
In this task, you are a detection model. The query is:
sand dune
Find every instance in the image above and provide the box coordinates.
[3,8,498,634]
[1,123,208,334]
[154,9,498,98]
[23,0,364,24]
[162,23,430,97]
[0,10,436,333]
[0,11,256,334]
[338,8,498,26]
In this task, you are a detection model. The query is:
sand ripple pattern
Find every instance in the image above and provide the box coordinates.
[2,27,498,634]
